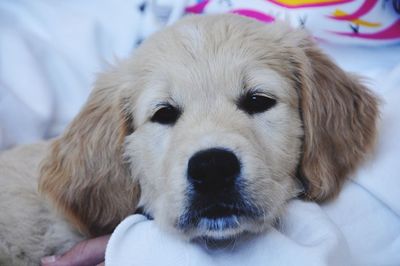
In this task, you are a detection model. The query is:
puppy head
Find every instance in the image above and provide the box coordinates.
[39,15,378,239]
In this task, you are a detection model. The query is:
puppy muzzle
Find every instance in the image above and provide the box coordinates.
[178,147,261,239]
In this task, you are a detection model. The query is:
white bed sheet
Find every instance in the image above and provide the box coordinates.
[0,1,399,265]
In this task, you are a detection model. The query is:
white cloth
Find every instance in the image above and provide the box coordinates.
[0,0,143,148]
[106,201,353,266]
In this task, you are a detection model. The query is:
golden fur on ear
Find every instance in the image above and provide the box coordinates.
[39,73,139,237]
[296,40,379,202]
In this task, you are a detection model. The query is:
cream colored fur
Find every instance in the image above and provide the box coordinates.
[0,14,379,264]
[0,143,82,265]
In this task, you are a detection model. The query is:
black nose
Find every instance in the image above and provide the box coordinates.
[187,148,241,194]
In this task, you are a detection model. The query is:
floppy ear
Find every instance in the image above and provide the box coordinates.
[39,73,139,236]
[296,40,379,202]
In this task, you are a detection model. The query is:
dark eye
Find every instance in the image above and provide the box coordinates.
[238,93,277,115]
[151,104,181,125]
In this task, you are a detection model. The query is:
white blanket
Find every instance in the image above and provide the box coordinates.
[106,201,353,266]
[0,0,142,148]
[1,1,399,265]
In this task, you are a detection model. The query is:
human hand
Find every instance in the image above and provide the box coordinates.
[41,235,110,266]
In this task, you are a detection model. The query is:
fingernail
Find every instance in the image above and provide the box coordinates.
[41,255,60,264]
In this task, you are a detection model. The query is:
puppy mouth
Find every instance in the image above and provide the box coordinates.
[197,204,244,229]
[177,201,261,240]
[196,205,244,236]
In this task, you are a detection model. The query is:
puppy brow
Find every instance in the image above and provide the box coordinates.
[153,99,182,112]
[240,83,277,100]
[240,71,263,93]
[241,68,287,102]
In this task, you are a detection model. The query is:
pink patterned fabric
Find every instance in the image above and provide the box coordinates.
[186,0,400,45]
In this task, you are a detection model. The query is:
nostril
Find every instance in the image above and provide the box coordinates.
[187,148,241,193]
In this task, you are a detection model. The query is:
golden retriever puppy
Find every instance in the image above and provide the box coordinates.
[0,14,378,265]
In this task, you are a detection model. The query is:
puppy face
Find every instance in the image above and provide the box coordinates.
[125,18,303,240]
[40,15,379,239]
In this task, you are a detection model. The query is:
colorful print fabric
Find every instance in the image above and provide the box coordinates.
[186,0,400,45]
